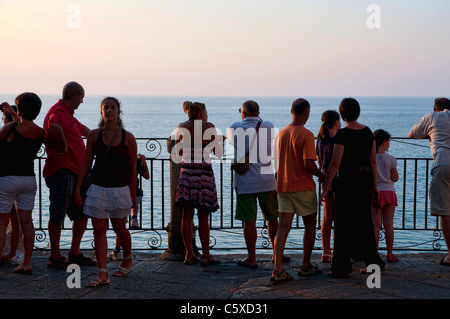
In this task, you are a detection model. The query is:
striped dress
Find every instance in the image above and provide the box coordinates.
[175,144,219,212]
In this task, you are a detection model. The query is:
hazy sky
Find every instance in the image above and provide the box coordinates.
[1,0,449,96]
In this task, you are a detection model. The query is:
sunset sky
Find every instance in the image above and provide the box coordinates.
[1,0,449,96]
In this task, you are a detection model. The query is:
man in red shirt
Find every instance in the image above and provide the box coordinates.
[43,81,95,269]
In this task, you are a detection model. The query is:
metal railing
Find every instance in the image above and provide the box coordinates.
[30,137,443,253]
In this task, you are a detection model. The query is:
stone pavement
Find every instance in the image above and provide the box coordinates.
[1,250,449,302]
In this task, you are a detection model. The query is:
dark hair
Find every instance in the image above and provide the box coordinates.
[242,100,259,116]
[183,101,206,119]
[4,104,18,123]
[373,129,391,151]
[99,97,123,128]
[434,97,450,111]
[291,98,310,114]
[317,110,340,141]
[339,97,360,122]
[15,93,42,120]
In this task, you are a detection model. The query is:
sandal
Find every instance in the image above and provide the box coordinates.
[387,254,399,263]
[86,269,109,287]
[112,255,132,277]
[68,252,97,266]
[183,256,200,265]
[237,259,258,270]
[298,264,322,276]
[14,265,33,275]
[201,255,220,266]
[270,270,294,282]
[48,256,69,269]
[321,254,332,263]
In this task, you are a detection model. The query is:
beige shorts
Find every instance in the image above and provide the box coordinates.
[430,165,450,217]
[277,191,317,217]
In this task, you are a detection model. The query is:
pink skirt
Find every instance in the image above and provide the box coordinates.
[378,190,398,208]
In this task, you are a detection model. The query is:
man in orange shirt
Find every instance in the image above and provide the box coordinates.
[271,98,325,282]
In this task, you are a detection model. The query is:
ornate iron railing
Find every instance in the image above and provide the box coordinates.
[29,137,443,253]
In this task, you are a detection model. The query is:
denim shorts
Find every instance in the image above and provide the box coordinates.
[45,168,86,222]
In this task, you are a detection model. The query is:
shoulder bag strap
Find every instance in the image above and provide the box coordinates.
[91,128,121,174]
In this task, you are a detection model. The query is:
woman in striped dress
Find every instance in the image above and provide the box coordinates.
[174,101,223,265]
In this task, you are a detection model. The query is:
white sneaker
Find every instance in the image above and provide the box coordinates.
[107,250,123,261]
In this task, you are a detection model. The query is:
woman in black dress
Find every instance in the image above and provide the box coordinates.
[320,98,385,278]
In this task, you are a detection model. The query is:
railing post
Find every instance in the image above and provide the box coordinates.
[160,136,199,260]
[160,136,185,260]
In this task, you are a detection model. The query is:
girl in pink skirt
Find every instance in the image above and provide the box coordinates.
[372,129,399,263]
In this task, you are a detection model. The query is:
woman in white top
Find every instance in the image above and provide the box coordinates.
[372,129,399,263]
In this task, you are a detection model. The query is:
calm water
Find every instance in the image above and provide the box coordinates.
[2,95,439,253]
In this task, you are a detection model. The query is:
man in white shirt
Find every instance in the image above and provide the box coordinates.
[227,100,281,269]
[409,97,450,266]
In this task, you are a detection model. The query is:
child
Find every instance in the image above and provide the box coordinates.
[316,110,341,263]
[372,129,399,263]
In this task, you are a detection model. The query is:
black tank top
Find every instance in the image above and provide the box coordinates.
[0,122,44,177]
[92,128,130,188]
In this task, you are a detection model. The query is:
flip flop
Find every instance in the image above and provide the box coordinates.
[201,255,220,266]
[14,266,33,275]
[237,259,258,270]
[439,259,450,267]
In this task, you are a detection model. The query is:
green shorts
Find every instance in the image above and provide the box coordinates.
[277,191,317,217]
[235,190,279,222]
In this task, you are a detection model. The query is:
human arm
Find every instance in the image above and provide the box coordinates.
[138,153,150,180]
[126,131,138,208]
[304,159,325,182]
[409,115,429,139]
[390,157,399,182]
[319,143,343,202]
[1,102,20,122]
[369,140,378,193]
[74,129,97,207]
[46,123,68,155]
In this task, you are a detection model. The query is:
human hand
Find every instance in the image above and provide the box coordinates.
[56,142,68,155]
[74,190,83,208]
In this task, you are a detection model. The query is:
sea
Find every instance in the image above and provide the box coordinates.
[1,95,442,255]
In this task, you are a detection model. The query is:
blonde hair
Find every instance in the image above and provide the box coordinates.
[183,101,206,119]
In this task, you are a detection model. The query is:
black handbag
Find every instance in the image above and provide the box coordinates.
[80,128,120,198]
[230,120,262,175]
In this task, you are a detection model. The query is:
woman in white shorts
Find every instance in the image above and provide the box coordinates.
[0,93,44,275]
[75,97,137,287]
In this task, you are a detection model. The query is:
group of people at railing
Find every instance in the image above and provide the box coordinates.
[0,81,449,286]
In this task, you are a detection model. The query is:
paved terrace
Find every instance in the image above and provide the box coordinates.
[1,250,448,299]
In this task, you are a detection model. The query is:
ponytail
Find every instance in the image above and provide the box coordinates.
[317,110,340,141]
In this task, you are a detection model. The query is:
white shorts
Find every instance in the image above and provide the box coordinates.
[0,176,37,214]
[83,184,132,219]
